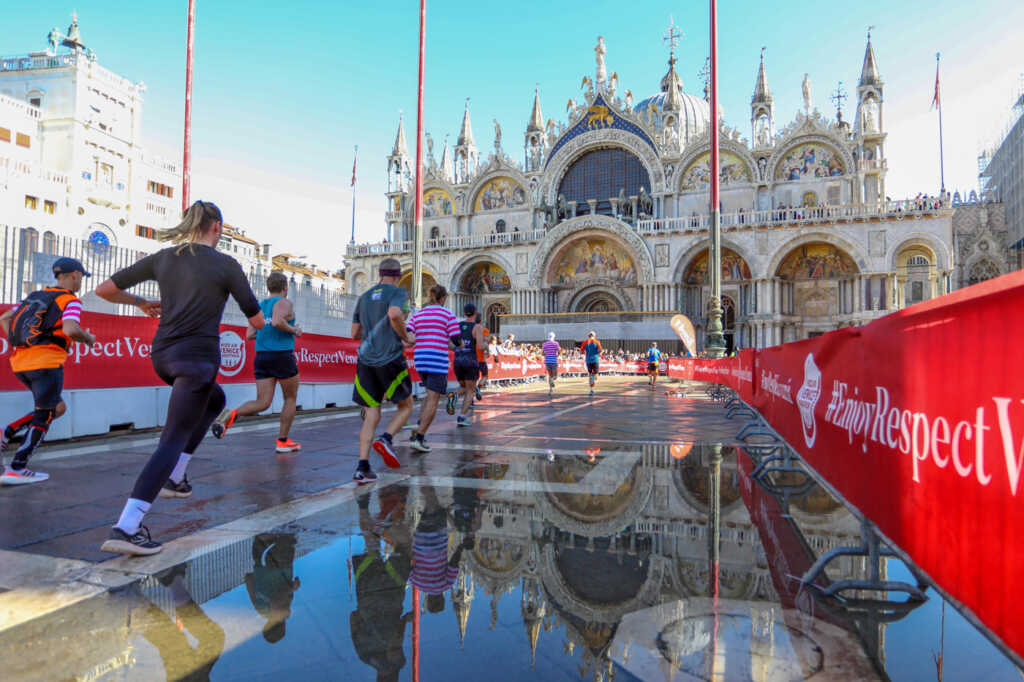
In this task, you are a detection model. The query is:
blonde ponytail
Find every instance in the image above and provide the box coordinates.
[160,200,223,253]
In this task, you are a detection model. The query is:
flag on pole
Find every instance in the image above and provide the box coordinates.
[931,54,941,111]
[350,146,358,187]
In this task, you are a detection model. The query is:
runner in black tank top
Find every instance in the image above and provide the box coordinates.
[94,201,266,556]
[453,305,483,427]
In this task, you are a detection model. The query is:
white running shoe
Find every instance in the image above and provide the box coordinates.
[1,466,49,485]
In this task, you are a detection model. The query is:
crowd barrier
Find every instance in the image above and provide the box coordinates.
[0,306,653,438]
[667,270,1024,662]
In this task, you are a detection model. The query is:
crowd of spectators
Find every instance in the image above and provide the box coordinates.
[487,333,695,363]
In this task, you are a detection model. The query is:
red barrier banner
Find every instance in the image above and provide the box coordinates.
[670,272,1024,660]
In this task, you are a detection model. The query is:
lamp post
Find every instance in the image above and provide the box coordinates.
[705,0,727,358]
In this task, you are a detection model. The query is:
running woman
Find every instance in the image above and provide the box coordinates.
[96,201,265,555]
[452,304,484,427]
[542,332,560,398]
[581,331,602,397]
[647,342,663,388]
[212,271,303,452]
[351,258,415,483]
[406,285,461,452]
[0,257,97,484]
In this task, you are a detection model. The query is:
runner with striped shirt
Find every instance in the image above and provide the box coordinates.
[406,285,461,453]
[542,332,560,398]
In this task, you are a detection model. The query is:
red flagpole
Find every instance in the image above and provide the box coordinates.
[182,0,196,214]
[411,0,426,308]
[709,0,719,217]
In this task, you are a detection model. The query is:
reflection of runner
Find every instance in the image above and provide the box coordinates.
[0,257,97,485]
[542,332,560,398]
[407,285,461,453]
[351,258,415,484]
[351,485,413,682]
[581,331,602,397]
[213,271,303,453]
[453,305,484,428]
[244,533,301,643]
[647,342,663,388]
[410,482,471,614]
[97,201,264,555]
[134,564,226,681]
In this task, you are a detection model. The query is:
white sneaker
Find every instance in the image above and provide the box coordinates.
[1,466,50,485]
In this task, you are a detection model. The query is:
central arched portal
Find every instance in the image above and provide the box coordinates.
[575,289,624,313]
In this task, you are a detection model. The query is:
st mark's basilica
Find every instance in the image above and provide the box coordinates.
[345,32,954,352]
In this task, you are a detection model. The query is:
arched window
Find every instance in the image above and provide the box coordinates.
[968,259,1000,286]
[22,227,39,253]
[907,255,929,266]
[430,226,440,240]
[558,148,650,217]
[42,231,57,254]
[495,219,506,233]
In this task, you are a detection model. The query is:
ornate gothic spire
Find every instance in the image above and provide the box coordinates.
[660,17,684,111]
[859,29,883,87]
[439,135,453,181]
[391,114,408,157]
[457,98,476,148]
[527,86,544,132]
[751,47,772,105]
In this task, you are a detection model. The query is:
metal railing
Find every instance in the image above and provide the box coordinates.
[346,228,545,257]
[0,225,357,335]
[500,311,678,325]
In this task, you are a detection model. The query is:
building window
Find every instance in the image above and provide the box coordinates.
[29,97,41,107]
[911,281,924,303]
[24,195,38,210]
[43,200,56,214]
[16,133,30,148]
[147,181,174,198]
[135,225,158,240]
[495,219,506,233]
[907,255,929,266]
[81,170,92,180]
[558,148,651,217]
[0,127,10,143]
[23,228,39,252]
[42,231,57,254]
[100,163,113,187]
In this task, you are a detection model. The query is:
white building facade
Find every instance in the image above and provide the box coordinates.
[347,35,956,352]
[0,16,181,254]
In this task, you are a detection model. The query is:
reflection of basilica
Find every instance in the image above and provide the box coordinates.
[347,31,961,350]
[446,445,900,680]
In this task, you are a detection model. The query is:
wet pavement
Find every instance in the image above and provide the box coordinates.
[0,376,1021,681]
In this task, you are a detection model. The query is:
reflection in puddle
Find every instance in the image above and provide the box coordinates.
[3,446,1021,681]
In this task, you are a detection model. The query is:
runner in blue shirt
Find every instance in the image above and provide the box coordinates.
[647,342,663,388]
[580,331,602,397]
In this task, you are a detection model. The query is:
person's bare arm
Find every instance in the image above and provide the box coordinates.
[94,279,161,317]
[61,319,95,346]
[247,311,266,330]
[351,322,362,340]
[0,308,13,337]
[246,325,258,340]
[473,324,485,350]
[389,305,414,344]
[272,298,301,336]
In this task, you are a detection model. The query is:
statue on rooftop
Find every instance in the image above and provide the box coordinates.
[595,36,607,86]
[802,73,813,114]
[47,27,62,54]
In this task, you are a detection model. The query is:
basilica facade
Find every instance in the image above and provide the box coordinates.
[345,35,954,352]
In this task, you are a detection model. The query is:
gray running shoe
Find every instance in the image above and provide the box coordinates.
[101,526,162,556]
[159,476,192,499]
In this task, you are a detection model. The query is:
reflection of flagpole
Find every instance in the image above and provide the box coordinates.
[413,586,421,682]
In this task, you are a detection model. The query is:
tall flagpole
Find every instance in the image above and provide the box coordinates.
[705,0,726,358]
[350,145,357,244]
[411,0,426,309]
[182,0,196,213]
[936,53,945,194]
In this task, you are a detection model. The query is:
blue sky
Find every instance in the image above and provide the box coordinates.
[3,1,1022,268]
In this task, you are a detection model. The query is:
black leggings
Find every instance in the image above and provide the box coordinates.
[129,352,225,503]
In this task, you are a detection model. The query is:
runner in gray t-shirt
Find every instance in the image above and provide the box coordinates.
[351,258,415,484]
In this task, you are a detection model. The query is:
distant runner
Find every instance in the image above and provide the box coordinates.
[406,285,461,452]
[475,325,490,400]
[581,331,602,397]
[452,304,484,427]
[212,271,303,453]
[542,332,560,398]
[647,341,663,388]
[0,257,97,485]
[350,258,416,483]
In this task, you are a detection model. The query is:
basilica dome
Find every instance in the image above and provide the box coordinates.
[633,56,713,143]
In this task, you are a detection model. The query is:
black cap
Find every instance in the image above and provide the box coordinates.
[52,257,91,277]
[463,302,477,316]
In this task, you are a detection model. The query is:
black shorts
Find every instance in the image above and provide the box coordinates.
[648,362,659,373]
[15,368,64,409]
[478,361,489,378]
[453,357,479,382]
[419,371,448,395]
[353,357,412,407]
[254,350,299,380]
[586,362,599,375]
[546,363,558,375]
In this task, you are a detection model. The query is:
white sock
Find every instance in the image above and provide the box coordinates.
[169,453,192,483]
[116,498,151,535]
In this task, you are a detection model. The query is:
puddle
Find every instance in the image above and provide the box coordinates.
[1,446,1020,681]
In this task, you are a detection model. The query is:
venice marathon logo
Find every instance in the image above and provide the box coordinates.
[219,330,246,377]
[796,353,823,448]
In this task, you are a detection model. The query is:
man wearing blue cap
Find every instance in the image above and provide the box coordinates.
[0,257,97,484]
